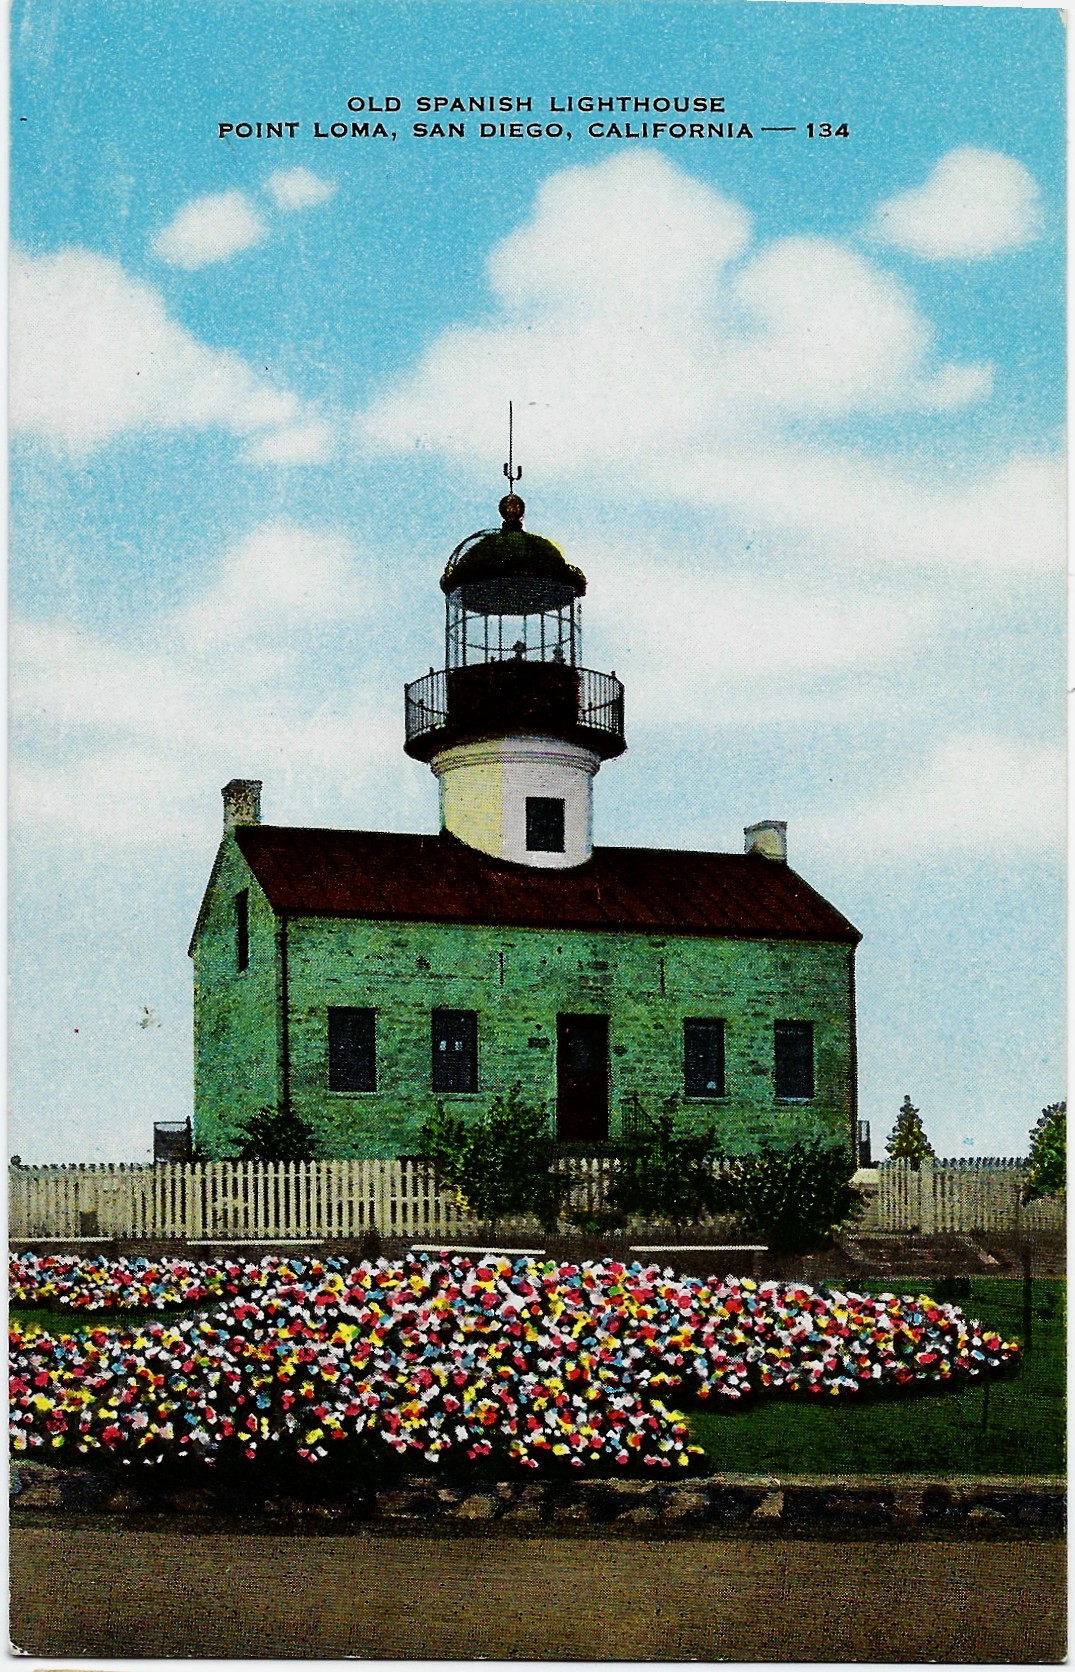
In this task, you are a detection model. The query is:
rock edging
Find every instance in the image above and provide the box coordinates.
[10,1461,1065,1530]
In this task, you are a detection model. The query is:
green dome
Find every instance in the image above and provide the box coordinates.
[440,527,587,614]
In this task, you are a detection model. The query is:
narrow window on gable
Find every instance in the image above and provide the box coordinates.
[328,1007,376,1092]
[432,1008,478,1093]
[235,889,249,973]
[774,1020,814,1101]
[684,1018,725,1097]
[526,796,566,852]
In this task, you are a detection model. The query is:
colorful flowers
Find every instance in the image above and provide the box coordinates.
[9,1251,1019,1472]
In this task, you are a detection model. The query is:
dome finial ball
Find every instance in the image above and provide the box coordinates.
[499,492,525,530]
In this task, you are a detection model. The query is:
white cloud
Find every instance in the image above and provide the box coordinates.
[797,735,1064,862]
[151,189,267,268]
[9,248,329,458]
[723,237,991,415]
[175,523,365,647]
[870,148,1042,260]
[643,443,1063,574]
[242,420,335,465]
[359,150,990,481]
[587,545,926,724]
[10,524,401,846]
[265,166,337,211]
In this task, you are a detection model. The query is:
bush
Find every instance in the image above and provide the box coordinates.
[233,1103,319,1163]
[418,1084,565,1229]
[609,1100,720,1228]
[714,1138,865,1253]
[1023,1101,1065,1202]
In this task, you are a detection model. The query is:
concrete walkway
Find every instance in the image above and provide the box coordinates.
[11,1523,1066,1661]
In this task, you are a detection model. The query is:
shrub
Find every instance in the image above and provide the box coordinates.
[886,1095,935,1169]
[609,1100,720,1229]
[1023,1101,1065,1202]
[418,1084,565,1229]
[233,1103,319,1163]
[714,1138,865,1253]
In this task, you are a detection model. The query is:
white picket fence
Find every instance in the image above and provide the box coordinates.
[859,1157,1064,1237]
[7,1155,1064,1243]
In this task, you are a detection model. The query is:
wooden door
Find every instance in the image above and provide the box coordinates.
[556,1014,609,1142]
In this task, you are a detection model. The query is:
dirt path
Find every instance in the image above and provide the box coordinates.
[10,1524,1065,1662]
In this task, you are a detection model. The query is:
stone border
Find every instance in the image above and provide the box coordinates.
[10,1461,1065,1531]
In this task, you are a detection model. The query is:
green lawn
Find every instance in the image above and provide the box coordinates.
[690,1277,1065,1477]
[10,1304,196,1336]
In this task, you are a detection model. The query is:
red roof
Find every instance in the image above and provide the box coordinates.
[231,826,860,945]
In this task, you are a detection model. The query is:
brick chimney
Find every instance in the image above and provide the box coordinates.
[222,779,262,830]
[744,819,787,862]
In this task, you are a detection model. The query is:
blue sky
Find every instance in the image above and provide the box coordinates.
[10,1,1065,1162]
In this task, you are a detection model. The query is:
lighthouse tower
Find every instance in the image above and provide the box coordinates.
[403,486,625,868]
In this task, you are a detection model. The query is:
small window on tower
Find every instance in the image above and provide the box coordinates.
[526,796,566,852]
[328,1007,376,1093]
[235,889,249,973]
[684,1018,725,1097]
[432,1009,478,1093]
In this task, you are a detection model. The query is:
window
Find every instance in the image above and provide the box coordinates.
[774,1021,814,1100]
[328,1007,376,1092]
[432,1008,478,1093]
[526,796,566,852]
[235,889,249,973]
[684,1018,725,1097]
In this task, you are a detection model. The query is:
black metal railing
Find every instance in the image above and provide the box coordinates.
[404,668,449,739]
[404,664,624,751]
[578,667,625,739]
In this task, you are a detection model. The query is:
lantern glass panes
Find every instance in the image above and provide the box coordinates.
[446,577,581,669]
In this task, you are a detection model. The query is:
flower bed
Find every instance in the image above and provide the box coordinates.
[9,1251,1019,1474]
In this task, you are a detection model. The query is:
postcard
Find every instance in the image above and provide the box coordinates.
[8,0,1065,1663]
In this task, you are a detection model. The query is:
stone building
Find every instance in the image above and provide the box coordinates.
[190,488,860,1158]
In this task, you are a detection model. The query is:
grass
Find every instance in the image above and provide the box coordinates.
[10,1304,197,1336]
[689,1277,1065,1477]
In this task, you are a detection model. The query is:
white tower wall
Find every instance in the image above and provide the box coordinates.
[431,734,600,868]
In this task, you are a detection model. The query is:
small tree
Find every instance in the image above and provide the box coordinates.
[609,1099,720,1229]
[419,1084,565,1230]
[886,1095,935,1170]
[714,1138,865,1254]
[233,1103,319,1162]
[1023,1101,1065,1202]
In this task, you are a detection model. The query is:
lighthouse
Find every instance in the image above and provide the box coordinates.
[403,486,625,867]
[191,443,860,1161]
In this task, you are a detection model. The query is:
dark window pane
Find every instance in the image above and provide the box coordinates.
[329,1007,376,1092]
[235,890,249,973]
[774,1021,814,1100]
[432,1009,478,1093]
[526,796,566,852]
[684,1018,725,1096]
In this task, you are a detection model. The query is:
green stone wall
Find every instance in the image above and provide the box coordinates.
[191,837,281,1154]
[192,843,857,1159]
[284,914,856,1159]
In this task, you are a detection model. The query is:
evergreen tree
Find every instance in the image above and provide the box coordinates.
[886,1095,935,1169]
[1023,1101,1065,1202]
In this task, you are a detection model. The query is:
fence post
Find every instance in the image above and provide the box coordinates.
[918,1156,936,1235]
